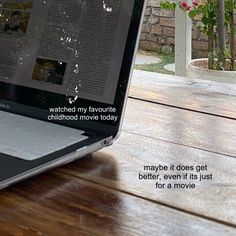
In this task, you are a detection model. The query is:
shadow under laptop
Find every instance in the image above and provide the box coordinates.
[59,152,120,182]
[1,153,127,234]
[7,151,120,192]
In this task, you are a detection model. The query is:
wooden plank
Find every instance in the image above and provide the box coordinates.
[123,98,236,157]
[130,70,236,119]
[60,132,236,226]
[1,171,235,236]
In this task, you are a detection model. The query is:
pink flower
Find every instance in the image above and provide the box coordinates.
[181,1,191,11]
[192,0,200,7]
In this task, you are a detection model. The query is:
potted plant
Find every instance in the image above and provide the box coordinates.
[160,0,236,83]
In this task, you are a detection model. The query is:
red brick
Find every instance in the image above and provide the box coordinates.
[146,34,158,42]
[139,41,159,51]
[142,25,151,33]
[151,25,163,35]
[192,40,208,50]
[158,36,166,44]
[199,34,208,41]
[163,27,175,37]
[193,50,208,58]
[153,8,174,17]
[160,17,175,27]
[146,0,159,7]
[150,16,159,24]
[145,7,151,16]
[140,33,146,41]
[166,37,175,46]
[192,30,199,40]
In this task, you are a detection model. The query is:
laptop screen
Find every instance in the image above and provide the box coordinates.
[0,0,144,134]
[0,0,135,105]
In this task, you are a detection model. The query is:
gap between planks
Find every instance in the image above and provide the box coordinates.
[6,171,236,236]
[58,169,236,230]
[123,98,236,158]
[128,96,236,121]
[130,70,236,120]
[58,131,236,226]
[123,130,236,159]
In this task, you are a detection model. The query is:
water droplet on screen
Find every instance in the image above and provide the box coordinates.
[103,1,112,12]
[73,63,79,73]
[19,57,23,65]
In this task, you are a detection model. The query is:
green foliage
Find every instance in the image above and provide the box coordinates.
[208,47,232,70]
[160,2,176,10]
[160,0,236,71]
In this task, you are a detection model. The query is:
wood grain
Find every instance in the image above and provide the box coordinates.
[0,171,235,236]
[123,98,236,157]
[60,132,236,226]
[130,70,236,119]
[1,75,236,234]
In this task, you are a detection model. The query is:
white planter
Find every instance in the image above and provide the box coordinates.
[187,58,236,84]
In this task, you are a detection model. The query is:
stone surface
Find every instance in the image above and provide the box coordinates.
[164,63,175,73]
[135,54,162,65]
[162,45,173,53]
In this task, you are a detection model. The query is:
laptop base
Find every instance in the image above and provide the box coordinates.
[0,111,88,161]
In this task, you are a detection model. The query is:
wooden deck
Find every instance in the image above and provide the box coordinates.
[1,71,236,235]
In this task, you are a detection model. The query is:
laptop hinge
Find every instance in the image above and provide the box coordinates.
[103,136,114,147]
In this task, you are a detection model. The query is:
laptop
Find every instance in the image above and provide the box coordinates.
[0,0,146,189]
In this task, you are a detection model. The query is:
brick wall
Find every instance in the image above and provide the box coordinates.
[140,0,235,58]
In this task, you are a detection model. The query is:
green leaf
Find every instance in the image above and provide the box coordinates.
[201,16,209,25]
[188,10,197,19]
[197,4,207,14]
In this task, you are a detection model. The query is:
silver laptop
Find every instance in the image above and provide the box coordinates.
[0,0,146,189]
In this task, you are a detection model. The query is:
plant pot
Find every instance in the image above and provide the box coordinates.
[187,58,236,84]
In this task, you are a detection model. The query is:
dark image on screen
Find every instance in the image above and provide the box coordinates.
[0,3,32,35]
[32,58,67,85]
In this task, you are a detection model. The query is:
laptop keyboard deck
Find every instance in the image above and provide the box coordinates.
[0,111,87,161]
